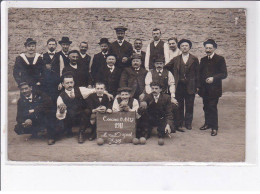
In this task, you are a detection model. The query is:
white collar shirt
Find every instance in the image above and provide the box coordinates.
[182,53,190,64]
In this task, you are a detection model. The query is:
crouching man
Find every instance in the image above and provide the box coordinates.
[56,72,113,143]
[14,82,56,145]
[84,82,113,141]
[138,81,173,139]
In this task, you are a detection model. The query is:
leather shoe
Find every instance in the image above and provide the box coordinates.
[88,133,96,141]
[78,131,85,144]
[200,124,211,130]
[48,139,55,145]
[185,125,192,130]
[211,129,218,136]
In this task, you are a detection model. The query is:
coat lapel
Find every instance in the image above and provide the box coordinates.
[186,54,194,70]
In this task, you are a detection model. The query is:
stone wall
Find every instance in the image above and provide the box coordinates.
[8,8,246,91]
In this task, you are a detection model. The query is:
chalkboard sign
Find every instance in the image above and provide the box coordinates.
[96,112,136,144]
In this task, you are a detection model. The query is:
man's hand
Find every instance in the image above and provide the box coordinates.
[171,97,178,105]
[99,106,107,113]
[165,124,171,134]
[123,105,130,112]
[36,82,41,86]
[140,101,147,109]
[29,109,34,114]
[22,119,32,128]
[58,83,63,90]
[87,85,92,89]
[46,64,52,70]
[104,91,114,101]
[106,109,112,113]
[119,104,124,112]
[206,77,214,84]
[58,103,67,114]
[139,93,145,101]
[122,57,128,63]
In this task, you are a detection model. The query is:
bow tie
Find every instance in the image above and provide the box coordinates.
[118,40,122,44]
[49,53,55,56]
[26,97,32,102]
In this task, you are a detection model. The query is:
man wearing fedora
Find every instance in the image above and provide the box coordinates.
[164,39,200,130]
[198,39,227,136]
[109,26,133,69]
[90,38,111,84]
[78,41,91,73]
[13,38,43,89]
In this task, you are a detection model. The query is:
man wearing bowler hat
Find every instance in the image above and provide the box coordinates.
[90,38,111,83]
[109,26,133,69]
[198,39,227,136]
[164,39,200,130]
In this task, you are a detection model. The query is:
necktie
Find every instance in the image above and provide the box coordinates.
[154,96,159,103]
[158,71,162,76]
[69,91,74,99]
[119,40,122,44]
[28,97,32,102]
[208,56,211,60]
[135,68,139,73]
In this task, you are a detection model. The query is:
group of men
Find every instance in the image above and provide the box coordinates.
[13,26,227,145]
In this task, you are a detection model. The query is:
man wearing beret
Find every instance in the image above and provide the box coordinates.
[198,39,227,136]
[164,39,200,130]
[109,26,133,70]
[62,50,92,88]
[119,53,147,100]
[144,28,169,71]
[91,38,111,84]
[14,82,56,145]
[13,38,44,89]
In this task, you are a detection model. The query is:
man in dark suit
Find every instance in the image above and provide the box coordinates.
[91,38,110,84]
[109,26,133,69]
[13,38,44,89]
[14,82,56,145]
[96,53,121,97]
[133,39,146,69]
[84,82,113,141]
[164,39,200,130]
[41,38,60,104]
[78,41,91,73]
[138,81,173,138]
[119,53,147,100]
[62,50,92,88]
[198,39,227,136]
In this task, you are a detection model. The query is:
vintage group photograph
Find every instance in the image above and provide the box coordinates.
[6,7,246,162]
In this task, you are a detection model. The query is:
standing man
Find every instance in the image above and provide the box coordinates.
[164,39,200,130]
[78,41,91,72]
[41,38,60,104]
[198,39,227,136]
[119,53,147,100]
[110,26,133,69]
[133,39,146,69]
[13,38,43,89]
[62,50,92,88]
[144,28,169,71]
[91,38,110,83]
[165,37,182,64]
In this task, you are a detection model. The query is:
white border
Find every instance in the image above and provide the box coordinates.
[1,1,260,190]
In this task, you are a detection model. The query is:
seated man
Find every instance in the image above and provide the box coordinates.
[56,71,113,143]
[14,82,56,145]
[138,81,173,139]
[84,82,113,141]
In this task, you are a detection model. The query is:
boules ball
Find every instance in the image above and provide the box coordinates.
[158,138,164,146]
[140,137,146,145]
[97,138,104,145]
[132,138,139,145]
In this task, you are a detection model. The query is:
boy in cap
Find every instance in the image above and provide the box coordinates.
[198,39,227,136]
[109,26,133,69]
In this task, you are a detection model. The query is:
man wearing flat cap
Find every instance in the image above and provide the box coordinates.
[13,38,44,89]
[119,53,148,100]
[198,39,227,136]
[164,39,200,130]
[62,50,92,88]
[109,26,133,70]
[90,38,111,83]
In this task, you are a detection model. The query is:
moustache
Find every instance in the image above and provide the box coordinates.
[206,51,211,53]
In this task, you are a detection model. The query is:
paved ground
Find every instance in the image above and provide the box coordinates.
[6,92,245,162]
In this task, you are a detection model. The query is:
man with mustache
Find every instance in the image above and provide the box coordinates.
[13,38,43,89]
[119,53,147,100]
[198,39,227,136]
[133,39,146,69]
[56,72,113,143]
[164,39,200,130]
[62,50,92,88]
[165,37,182,64]
[109,26,133,70]
[14,82,56,145]
[144,28,169,71]
[78,41,91,74]
[91,38,111,84]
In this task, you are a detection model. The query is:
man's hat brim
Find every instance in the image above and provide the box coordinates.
[117,87,132,93]
[178,39,192,49]
[58,40,72,44]
[203,39,218,48]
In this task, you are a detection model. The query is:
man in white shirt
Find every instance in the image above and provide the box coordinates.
[133,39,146,69]
[144,28,169,71]
[165,37,182,64]
[78,41,91,72]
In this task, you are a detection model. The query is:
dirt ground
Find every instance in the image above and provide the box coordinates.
[6,92,245,162]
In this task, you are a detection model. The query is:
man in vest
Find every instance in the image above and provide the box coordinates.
[13,38,43,89]
[198,39,227,136]
[78,41,91,73]
[133,39,146,69]
[56,71,113,143]
[164,39,200,130]
[144,28,169,71]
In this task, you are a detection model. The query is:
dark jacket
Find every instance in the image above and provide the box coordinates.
[149,40,165,70]
[78,53,91,72]
[119,67,147,98]
[16,90,52,124]
[142,93,173,125]
[91,52,110,83]
[198,54,227,98]
[110,40,133,69]
[57,50,70,69]
[96,65,121,96]
[164,53,200,94]
[85,93,112,112]
[13,54,44,86]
